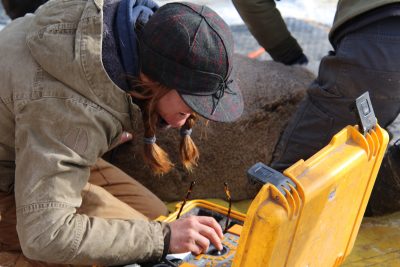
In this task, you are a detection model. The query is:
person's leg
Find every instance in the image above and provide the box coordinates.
[0,192,19,252]
[0,193,21,266]
[82,158,168,220]
[0,158,168,266]
[270,53,352,171]
[367,114,400,216]
[271,16,400,215]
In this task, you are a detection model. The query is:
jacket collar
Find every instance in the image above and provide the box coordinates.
[26,0,141,132]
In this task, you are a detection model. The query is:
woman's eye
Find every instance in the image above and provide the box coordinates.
[179,112,186,116]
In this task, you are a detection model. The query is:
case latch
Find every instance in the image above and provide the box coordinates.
[354,91,377,135]
[247,162,296,196]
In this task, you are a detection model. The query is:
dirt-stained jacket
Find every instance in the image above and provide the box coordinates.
[0,0,167,265]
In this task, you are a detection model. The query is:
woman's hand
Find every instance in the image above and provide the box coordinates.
[118,131,133,145]
[168,216,224,255]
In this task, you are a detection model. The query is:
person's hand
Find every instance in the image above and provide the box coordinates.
[289,53,309,66]
[118,131,133,145]
[168,216,224,255]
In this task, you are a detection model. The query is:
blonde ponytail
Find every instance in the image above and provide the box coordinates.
[179,115,199,172]
[141,100,174,174]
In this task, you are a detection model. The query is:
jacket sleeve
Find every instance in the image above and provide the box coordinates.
[14,97,166,265]
[232,0,304,64]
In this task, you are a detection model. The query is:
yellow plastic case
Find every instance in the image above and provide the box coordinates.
[234,124,388,267]
[161,123,389,267]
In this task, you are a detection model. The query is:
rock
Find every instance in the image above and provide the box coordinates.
[105,54,315,201]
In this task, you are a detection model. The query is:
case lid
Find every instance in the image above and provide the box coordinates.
[234,94,389,266]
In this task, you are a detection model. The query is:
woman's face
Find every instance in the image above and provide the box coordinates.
[156,89,192,128]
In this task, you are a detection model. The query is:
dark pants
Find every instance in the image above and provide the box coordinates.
[271,16,400,216]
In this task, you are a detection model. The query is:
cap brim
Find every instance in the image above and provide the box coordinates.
[179,79,243,122]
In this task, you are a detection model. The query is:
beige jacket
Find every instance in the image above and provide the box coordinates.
[0,0,167,265]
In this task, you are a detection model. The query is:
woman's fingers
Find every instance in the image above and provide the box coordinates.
[168,216,224,254]
[196,220,223,251]
[191,233,210,255]
[196,216,224,239]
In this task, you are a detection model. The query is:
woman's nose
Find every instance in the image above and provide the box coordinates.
[170,114,190,128]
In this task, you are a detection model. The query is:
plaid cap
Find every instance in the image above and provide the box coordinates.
[139,2,243,122]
